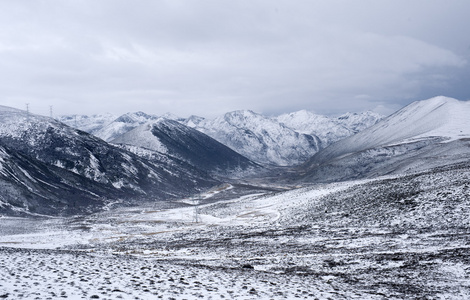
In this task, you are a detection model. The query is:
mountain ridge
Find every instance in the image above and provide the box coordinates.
[60,108,383,166]
[111,118,262,177]
[300,96,470,182]
[185,110,323,166]
[0,108,218,216]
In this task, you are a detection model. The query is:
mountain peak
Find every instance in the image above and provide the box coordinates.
[418,95,459,105]
[114,111,158,124]
[399,96,470,141]
[111,119,260,176]
[160,112,184,121]
[307,96,470,167]
[221,110,266,128]
[184,115,205,128]
[224,109,260,118]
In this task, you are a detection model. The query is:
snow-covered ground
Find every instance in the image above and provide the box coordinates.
[0,183,367,299]
[0,247,369,300]
[1,163,470,299]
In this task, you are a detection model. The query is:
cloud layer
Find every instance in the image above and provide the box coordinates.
[0,0,468,117]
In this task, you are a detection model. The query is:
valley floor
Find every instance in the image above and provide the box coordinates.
[1,165,470,299]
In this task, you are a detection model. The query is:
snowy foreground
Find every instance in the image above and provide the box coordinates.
[1,164,470,299]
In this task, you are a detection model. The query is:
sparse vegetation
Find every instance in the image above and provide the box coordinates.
[1,162,470,298]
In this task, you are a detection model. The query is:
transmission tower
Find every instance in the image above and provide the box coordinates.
[192,195,201,223]
[49,105,53,119]
[26,103,30,121]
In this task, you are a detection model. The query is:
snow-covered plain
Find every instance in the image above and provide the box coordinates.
[1,161,470,299]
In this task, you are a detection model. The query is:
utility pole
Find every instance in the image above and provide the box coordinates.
[49,105,53,119]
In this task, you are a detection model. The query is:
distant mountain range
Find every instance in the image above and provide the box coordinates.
[299,96,470,182]
[60,109,383,166]
[276,110,382,146]
[3,96,469,217]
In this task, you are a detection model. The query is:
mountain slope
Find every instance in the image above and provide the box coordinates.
[111,118,261,177]
[184,110,322,166]
[276,110,383,145]
[57,113,116,136]
[336,111,384,133]
[60,109,382,167]
[93,111,160,141]
[0,106,217,216]
[0,143,126,216]
[300,96,470,182]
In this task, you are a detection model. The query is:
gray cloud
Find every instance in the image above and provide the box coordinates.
[0,0,468,118]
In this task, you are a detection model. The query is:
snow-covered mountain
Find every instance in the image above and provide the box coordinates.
[57,113,117,136]
[0,106,217,216]
[336,111,384,133]
[183,110,323,166]
[276,110,383,145]
[111,118,261,177]
[58,111,163,142]
[301,96,470,182]
[60,109,383,167]
[94,111,160,142]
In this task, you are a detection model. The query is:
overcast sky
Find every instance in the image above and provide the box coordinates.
[0,1,469,118]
